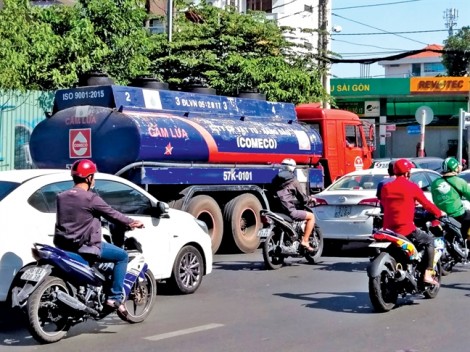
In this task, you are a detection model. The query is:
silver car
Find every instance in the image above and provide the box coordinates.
[311,167,441,243]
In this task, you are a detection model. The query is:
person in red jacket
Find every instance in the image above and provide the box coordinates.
[379,158,444,286]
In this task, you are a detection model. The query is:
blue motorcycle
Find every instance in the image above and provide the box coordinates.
[10,237,156,344]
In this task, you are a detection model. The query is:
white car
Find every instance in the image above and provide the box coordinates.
[312,167,441,243]
[0,169,213,303]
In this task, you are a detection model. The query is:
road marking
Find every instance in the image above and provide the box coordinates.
[144,323,224,341]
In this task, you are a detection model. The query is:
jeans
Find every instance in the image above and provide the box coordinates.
[100,242,129,301]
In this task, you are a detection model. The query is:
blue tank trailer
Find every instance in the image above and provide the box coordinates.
[30,85,369,254]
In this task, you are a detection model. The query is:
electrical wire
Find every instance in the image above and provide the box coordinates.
[333,29,449,36]
[333,0,423,11]
[332,13,428,45]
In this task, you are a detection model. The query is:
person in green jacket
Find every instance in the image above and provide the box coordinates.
[431,157,470,239]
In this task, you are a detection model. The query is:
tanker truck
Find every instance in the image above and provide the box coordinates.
[29,84,375,254]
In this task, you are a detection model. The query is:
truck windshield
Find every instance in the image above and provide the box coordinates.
[0,181,20,201]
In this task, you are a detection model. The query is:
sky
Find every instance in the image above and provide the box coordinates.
[329,0,470,79]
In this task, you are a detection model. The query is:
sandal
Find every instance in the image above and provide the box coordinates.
[301,243,315,253]
[106,299,128,317]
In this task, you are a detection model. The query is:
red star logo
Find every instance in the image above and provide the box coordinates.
[164,142,173,155]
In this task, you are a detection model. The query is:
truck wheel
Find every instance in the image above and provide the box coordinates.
[186,195,223,254]
[223,194,262,253]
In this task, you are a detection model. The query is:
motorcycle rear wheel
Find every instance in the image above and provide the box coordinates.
[263,231,285,270]
[423,262,441,299]
[26,276,70,344]
[119,269,157,323]
[304,224,324,264]
[368,269,398,312]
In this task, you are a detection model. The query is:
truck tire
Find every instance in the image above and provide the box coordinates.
[186,195,224,254]
[223,193,262,253]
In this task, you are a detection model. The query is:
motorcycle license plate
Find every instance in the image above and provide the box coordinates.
[257,228,271,239]
[20,267,47,282]
[369,242,391,248]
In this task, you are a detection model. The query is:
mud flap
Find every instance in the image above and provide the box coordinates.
[367,252,396,278]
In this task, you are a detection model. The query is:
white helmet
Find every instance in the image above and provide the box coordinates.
[281,158,296,172]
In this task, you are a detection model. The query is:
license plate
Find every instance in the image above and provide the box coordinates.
[369,242,391,248]
[334,205,352,218]
[20,267,47,282]
[257,228,272,239]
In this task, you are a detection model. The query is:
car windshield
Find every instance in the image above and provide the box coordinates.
[0,181,21,201]
[329,174,388,191]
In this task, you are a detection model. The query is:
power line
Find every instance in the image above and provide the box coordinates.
[332,29,449,36]
[333,0,422,11]
[332,13,428,45]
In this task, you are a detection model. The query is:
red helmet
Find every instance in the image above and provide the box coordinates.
[393,158,413,176]
[71,159,97,178]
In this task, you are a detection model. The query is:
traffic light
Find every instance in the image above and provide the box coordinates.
[462,109,470,128]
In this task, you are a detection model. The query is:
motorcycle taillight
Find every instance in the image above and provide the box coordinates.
[260,215,273,225]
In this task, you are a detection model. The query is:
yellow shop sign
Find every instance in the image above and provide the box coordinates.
[410,77,470,94]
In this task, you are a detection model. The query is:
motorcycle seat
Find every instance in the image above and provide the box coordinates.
[274,212,293,222]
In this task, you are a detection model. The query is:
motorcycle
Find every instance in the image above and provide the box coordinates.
[10,231,156,344]
[258,208,324,270]
[414,208,469,275]
[367,216,444,312]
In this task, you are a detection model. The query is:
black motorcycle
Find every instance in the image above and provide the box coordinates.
[415,208,468,275]
[258,209,324,270]
[367,221,444,312]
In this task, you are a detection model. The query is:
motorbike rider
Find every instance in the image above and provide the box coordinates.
[54,159,144,315]
[379,158,443,286]
[271,158,316,252]
[431,157,470,242]
[376,161,395,211]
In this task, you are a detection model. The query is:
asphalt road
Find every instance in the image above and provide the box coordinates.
[1,247,470,352]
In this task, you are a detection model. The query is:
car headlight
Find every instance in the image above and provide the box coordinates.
[195,219,209,234]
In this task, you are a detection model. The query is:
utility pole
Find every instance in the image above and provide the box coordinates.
[318,0,331,109]
[167,0,173,43]
[444,8,458,37]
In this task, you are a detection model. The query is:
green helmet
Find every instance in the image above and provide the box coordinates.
[442,157,460,173]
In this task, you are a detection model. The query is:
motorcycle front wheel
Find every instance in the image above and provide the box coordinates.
[262,231,285,270]
[26,276,71,344]
[119,269,157,323]
[304,224,324,264]
[368,264,398,312]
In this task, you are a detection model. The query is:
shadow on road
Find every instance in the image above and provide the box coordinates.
[315,260,369,273]
[0,303,123,346]
[274,291,421,314]
[274,291,373,313]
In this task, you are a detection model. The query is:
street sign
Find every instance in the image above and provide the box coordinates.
[415,106,434,125]
[386,124,396,131]
[407,125,421,135]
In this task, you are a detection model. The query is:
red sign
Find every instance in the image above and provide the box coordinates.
[69,129,92,158]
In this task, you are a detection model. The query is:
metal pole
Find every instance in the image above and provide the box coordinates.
[458,108,463,164]
[167,0,173,43]
[419,111,426,157]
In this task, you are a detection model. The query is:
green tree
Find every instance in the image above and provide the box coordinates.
[152,1,326,104]
[0,0,155,90]
[442,26,470,76]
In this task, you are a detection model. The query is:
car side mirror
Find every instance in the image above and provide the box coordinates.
[150,201,170,219]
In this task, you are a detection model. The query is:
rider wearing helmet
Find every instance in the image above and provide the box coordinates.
[380,158,443,286]
[54,159,144,314]
[271,158,316,252]
[431,157,470,241]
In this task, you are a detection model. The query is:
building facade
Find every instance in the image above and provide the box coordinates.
[378,44,446,78]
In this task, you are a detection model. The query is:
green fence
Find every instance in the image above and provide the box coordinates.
[0,90,54,171]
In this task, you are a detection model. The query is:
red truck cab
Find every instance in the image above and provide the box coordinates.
[296,104,375,186]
